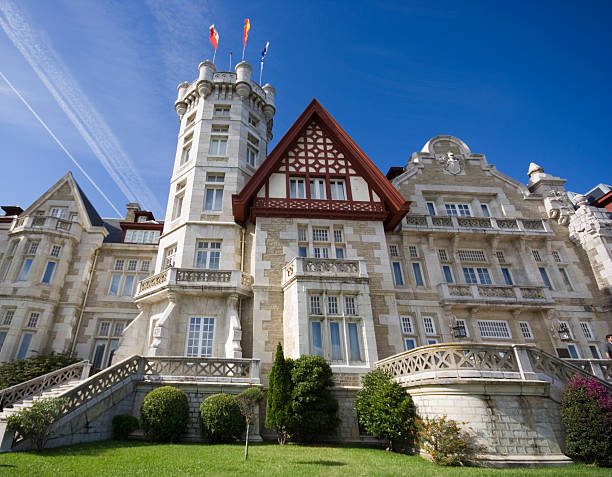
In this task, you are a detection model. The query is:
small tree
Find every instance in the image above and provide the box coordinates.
[355,368,418,452]
[265,343,293,444]
[7,397,66,450]
[419,416,475,466]
[236,387,264,460]
[561,375,612,467]
[288,355,339,442]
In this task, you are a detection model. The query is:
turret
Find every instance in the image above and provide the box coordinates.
[197,60,216,98]
[234,61,253,98]
[174,82,190,117]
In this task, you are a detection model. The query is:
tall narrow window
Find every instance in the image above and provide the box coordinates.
[347,322,361,361]
[392,262,404,286]
[185,317,215,357]
[330,180,346,200]
[463,267,477,284]
[41,261,56,284]
[121,275,135,296]
[309,295,322,315]
[172,194,184,220]
[412,263,424,286]
[327,296,338,315]
[50,245,62,258]
[180,144,191,165]
[476,267,492,284]
[204,173,224,212]
[0,331,6,352]
[580,322,593,340]
[329,321,342,360]
[567,344,580,359]
[18,258,33,281]
[426,202,437,216]
[164,245,177,269]
[559,268,573,291]
[481,204,491,217]
[344,297,356,315]
[539,267,552,289]
[519,321,533,339]
[16,333,33,359]
[442,265,454,283]
[289,178,306,199]
[310,178,326,199]
[401,316,414,334]
[422,316,436,335]
[311,321,323,356]
[501,268,513,285]
[109,274,121,295]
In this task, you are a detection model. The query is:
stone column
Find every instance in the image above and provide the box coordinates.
[225,294,242,358]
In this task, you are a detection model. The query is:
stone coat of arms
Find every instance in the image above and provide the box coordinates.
[436,151,464,175]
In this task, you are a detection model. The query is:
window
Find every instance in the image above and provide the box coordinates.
[580,322,593,340]
[290,178,306,199]
[127,260,137,271]
[445,203,471,216]
[124,230,161,244]
[478,320,511,339]
[313,246,329,258]
[50,245,62,258]
[311,321,323,356]
[567,344,580,359]
[185,317,215,357]
[164,245,177,269]
[109,274,121,295]
[49,208,67,219]
[180,136,192,164]
[0,331,6,352]
[113,322,125,337]
[91,319,128,368]
[309,178,326,199]
[204,173,224,212]
[347,322,362,361]
[463,267,477,284]
[426,202,437,216]
[438,249,448,262]
[333,229,343,243]
[476,267,492,285]
[172,192,184,220]
[392,262,404,286]
[496,251,506,263]
[312,228,328,242]
[538,267,552,289]
[213,105,230,116]
[98,321,111,337]
[400,316,414,334]
[404,338,417,350]
[70,213,78,222]
[330,180,346,200]
[389,245,399,257]
[408,246,418,258]
[27,241,39,254]
[335,247,345,259]
[412,263,424,286]
[248,114,259,127]
[589,345,602,359]
[26,312,39,328]
[532,250,543,262]
[519,321,533,339]
[455,318,469,337]
[195,241,221,269]
[427,339,438,345]
[552,251,562,263]
[559,320,574,339]
[141,261,150,272]
[501,268,513,285]
[246,145,257,167]
[16,333,34,359]
[298,246,308,258]
[442,265,454,283]
[114,259,125,271]
[344,297,356,315]
[422,316,436,335]
[121,275,135,296]
[327,296,338,315]
[209,137,227,156]
[18,258,33,281]
[310,295,322,315]
[185,112,196,128]
[458,249,486,262]
[3,310,15,326]
[559,268,573,291]
[41,261,56,283]
[329,321,343,360]
[481,204,491,217]
[298,226,308,242]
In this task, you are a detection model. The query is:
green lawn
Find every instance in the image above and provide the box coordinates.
[0,441,608,477]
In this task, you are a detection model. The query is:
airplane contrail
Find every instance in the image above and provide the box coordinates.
[0,70,123,217]
[0,0,163,215]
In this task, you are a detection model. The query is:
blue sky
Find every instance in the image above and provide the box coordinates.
[1,0,610,219]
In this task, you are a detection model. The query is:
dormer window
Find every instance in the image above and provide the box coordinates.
[330,180,346,200]
[49,208,67,219]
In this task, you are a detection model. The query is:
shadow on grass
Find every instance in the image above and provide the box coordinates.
[295,460,346,466]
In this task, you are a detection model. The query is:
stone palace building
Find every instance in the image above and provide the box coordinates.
[0,59,611,464]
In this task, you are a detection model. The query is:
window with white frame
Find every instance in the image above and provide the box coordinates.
[580,322,593,340]
[185,317,215,357]
[141,260,151,273]
[476,267,492,284]
[209,134,228,156]
[18,257,33,281]
[2,309,15,326]
[445,203,471,216]
[519,321,534,339]
[195,241,221,269]
[422,316,436,335]
[124,229,161,244]
[463,267,477,284]
[27,241,40,254]
[246,134,259,167]
[532,249,543,262]
[462,267,491,285]
[408,245,418,258]
[309,178,326,199]
[458,249,486,262]
[567,344,580,359]
[163,245,176,269]
[501,267,513,285]
[309,295,322,315]
[559,320,574,340]
[204,173,224,212]
[392,262,404,286]
[172,192,184,220]
[344,296,356,315]
[312,228,328,242]
[49,208,67,219]
[16,333,34,359]
[330,179,347,200]
[327,296,338,315]
[404,337,417,350]
[26,312,39,328]
[538,267,552,289]
[180,133,193,165]
[400,315,415,334]
[426,202,437,216]
[552,250,562,263]
[481,203,491,217]
[442,265,454,283]
[478,320,512,339]
[213,105,230,117]
[313,245,329,258]
[412,262,424,286]
[290,178,306,199]
[455,318,469,337]
[389,245,400,257]
[496,251,506,263]
[185,112,195,129]
[298,226,308,242]
[50,245,62,258]
[41,261,56,284]
[438,249,448,262]
[91,319,130,369]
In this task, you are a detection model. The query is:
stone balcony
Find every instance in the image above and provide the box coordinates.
[437,282,554,308]
[10,215,81,238]
[135,267,253,300]
[282,257,368,286]
[402,214,553,236]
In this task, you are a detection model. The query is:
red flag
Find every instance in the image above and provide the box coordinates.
[243,19,250,48]
[209,24,219,50]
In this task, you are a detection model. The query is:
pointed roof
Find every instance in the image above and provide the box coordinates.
[233,99,410,230]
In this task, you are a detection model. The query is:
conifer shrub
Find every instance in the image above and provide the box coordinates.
[112,414,139,439]
[199,393,245,443]
[265,343,293,444]
[140,386,189,442]
[288,355,339,442]
[355,368,418,452]
[0,353,79,389]
[561,375,612,467]
[7,397,66,450]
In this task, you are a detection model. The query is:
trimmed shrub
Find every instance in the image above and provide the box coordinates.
[355,368,418,452]
[140,386,189,442]
[288,355,339,442]
[265,343,293,444]
[418,416,475,466]
[112,414,139,440]
[200,393,245,443]
[561,375,612,467]
[7,397,66,450]
[0,353,79,389]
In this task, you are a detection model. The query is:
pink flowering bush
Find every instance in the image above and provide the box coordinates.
[561,375,612,467]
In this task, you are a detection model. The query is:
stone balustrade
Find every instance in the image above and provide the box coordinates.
[10,215,82,237]
[136,268,253,297]
[282,257,367,285]
[143,356,260,384]
[438,283,554,306]
[402,214,551,235]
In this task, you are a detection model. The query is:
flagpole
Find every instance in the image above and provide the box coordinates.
[213,49,216,64]
[229,51,232,71]
[242,45,246,62]
[259,60,264,85]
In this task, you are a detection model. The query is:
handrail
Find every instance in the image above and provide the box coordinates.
[0,360,90,410]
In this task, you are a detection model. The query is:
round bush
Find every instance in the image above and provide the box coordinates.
[112,414,139,440]
[199,393,245,443]
[140,386,189,442]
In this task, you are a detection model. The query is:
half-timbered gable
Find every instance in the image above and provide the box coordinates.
[233,99,410,230]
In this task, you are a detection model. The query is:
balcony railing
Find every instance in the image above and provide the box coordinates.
[402,214,551,234]
[136,268,253,297]
[282,257,367,285]
[438,283,553,306]
[10,215,81,236]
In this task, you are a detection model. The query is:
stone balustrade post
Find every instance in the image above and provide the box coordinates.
[513,345,537,381]
[80,362,92,381]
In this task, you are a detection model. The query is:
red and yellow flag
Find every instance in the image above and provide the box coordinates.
[243,19,250,48]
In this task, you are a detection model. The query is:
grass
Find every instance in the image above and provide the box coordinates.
[0,441,609,477]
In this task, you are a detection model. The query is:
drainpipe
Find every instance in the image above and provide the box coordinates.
[240,227,246,272]
[70,249,98,356]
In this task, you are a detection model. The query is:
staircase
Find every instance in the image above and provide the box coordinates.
[0,379,84,420]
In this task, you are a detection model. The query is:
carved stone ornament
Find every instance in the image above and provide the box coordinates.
[436,151,464,175]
